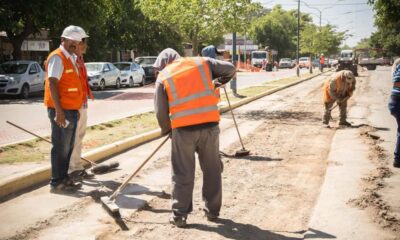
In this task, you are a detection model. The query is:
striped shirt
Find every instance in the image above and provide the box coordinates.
[392,63,400,97]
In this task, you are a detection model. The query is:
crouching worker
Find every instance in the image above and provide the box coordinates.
[322,70,356,127]
[153,48,236,228]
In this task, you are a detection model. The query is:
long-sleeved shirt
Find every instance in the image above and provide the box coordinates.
[323,70,356,103]
[154,57,236,135]
[391,61,400,97]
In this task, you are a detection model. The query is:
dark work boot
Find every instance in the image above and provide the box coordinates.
[394,160,400,168]
[169,216,187,228]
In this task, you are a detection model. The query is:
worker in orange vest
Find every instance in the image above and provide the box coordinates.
[68,27,95,181]
[322,70,356,127]
[44,25,85,193]
[153,48,236,228]
[319,53,325,72]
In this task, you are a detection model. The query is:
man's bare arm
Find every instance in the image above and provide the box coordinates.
[48,77,66,127]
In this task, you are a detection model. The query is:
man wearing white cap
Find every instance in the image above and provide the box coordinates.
[44,25,85,193]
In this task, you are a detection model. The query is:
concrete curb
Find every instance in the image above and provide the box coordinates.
[0,71,329,199]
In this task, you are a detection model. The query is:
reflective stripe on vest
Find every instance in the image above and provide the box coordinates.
[170,105,218,120]
[163,58,216,108]
[160,57,219,128]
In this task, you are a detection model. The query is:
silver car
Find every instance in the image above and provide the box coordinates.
[0,60,45,98]
[85,62,122,91]
[113,62,146,87]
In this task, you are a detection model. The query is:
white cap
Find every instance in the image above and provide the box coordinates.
[61,25,83,41]
[76,26,89,39]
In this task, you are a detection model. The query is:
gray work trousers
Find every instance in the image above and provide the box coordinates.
[323,99,348,124]
[171,124,222,218]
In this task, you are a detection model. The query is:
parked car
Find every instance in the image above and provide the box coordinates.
[135,56,158,81]
[85,62,122,90]
[113,62,146,87]
[0,60,45,98]
[278,58,293,69]
[298,57,310,68]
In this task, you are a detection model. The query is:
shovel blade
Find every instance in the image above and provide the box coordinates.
[101,196,120,215]
[235,149,250,157]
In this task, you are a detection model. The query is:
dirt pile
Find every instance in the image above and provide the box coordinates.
[348,126,399,232]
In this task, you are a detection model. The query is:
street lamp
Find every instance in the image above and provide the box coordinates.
[301,1,332,29]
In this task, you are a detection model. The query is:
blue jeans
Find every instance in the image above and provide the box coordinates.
[388,96,400,163]
[47,108,78,186]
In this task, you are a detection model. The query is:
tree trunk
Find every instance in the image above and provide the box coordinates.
[6,20,34,60]
[191,36,199,56]
[10,38,24,60]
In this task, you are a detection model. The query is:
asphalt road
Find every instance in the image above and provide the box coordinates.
[0,68,308,146]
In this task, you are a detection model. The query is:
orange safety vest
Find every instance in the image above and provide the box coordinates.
[159,57,220,129]
[323,73,346,103]
[44,48,83,110]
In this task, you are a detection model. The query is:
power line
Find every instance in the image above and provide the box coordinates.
[260,3,368,6]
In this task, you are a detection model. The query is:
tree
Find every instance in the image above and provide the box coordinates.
[139,0,257,55]
[300,24,344,58]
[355,38,371,49]
[368,0,400,55]
[0,0,54,60]
[249,5,311,58]
[0,0,102,60]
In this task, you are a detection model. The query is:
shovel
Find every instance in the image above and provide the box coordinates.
[101,135,169,217]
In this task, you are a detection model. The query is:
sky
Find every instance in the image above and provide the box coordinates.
[256,0,376,47]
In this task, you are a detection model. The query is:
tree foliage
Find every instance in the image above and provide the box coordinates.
[0,0,183,60]
[249,5,301,58]
[300,24,344,57]
[368,0,400,55]
[0,0,59,59]
[139,0,257,55]
[249,5,343,58]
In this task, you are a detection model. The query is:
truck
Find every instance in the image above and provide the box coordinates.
[337,49,358,76]
[251,50,277,72]
[251,51,268,68]
[354,48,384,71]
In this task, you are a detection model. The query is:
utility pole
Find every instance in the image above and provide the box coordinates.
[231,32,238,96]
[296,0,300,77]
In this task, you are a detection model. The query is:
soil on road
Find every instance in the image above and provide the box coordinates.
[1,68,399,240]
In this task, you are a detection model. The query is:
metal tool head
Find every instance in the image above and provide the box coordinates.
[234,148,251,157]
[101,196,120,218]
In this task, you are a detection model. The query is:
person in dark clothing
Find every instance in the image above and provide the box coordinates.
[388,58,400,168]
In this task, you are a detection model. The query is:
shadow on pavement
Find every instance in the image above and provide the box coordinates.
[233,155,283,161]
[189,218,335,240]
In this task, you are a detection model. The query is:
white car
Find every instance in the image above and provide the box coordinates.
[278,58,292,69]
[85,62,122,91]
[0,60,45,98]
[299,57,310,68]
[113,62,146,87]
